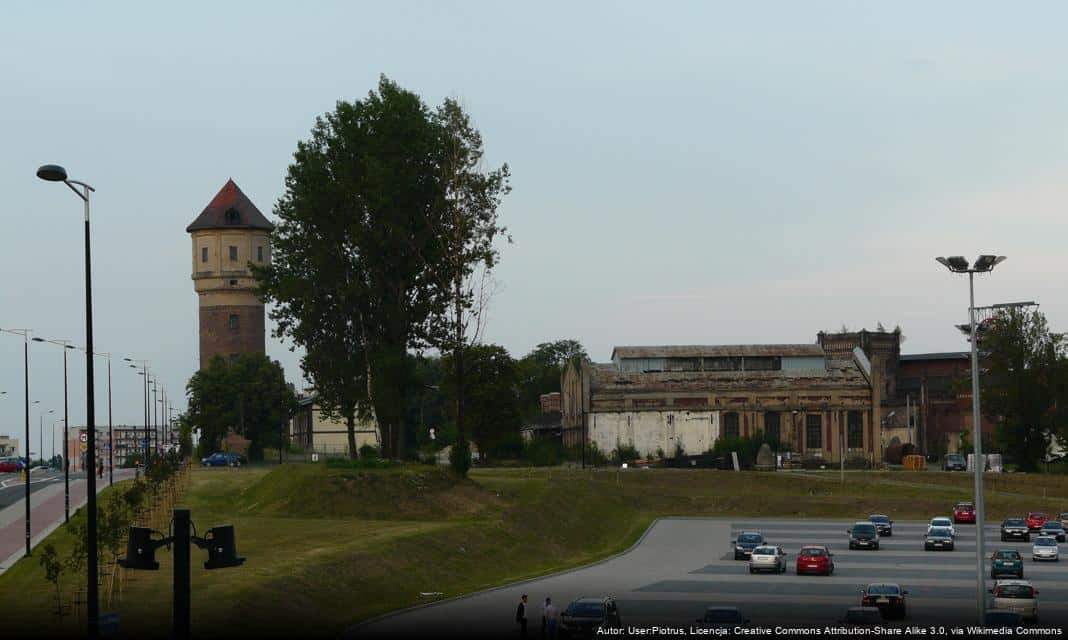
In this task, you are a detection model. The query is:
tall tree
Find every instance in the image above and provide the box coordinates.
[516,340,587,418]
[256,76,447,458]
[981,307,1068,470]
[443,344,521,462]
[185,354,296,459]
[433,99,511,475]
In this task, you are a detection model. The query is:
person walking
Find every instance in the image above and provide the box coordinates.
[516,594,528,638]
[97,459,104,480]
[543,597,559,639]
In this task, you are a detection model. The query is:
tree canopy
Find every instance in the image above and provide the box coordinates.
[185,354,296,459]
[516,340,587,418]
[442,344,522,462]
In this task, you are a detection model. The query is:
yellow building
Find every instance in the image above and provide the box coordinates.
[290,394,380,456]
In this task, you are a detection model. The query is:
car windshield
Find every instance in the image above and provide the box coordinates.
[869,516,889,523]
[866,585,901,595]
[929,528,952,538]
[801,548,827,557]
[738,534,762,544]
[566,602,604,617]
[995,551,1021,560]
[853,525,876,535]
[997,585,1034,599]
[1035,538,1057,547]
[704,609,741,623]
[752,547,775,555]
[1004,519,1026,527]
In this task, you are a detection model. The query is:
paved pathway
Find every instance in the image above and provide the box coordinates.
[0,468,136,575]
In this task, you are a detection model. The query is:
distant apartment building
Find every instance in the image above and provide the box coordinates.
[66,425,165,470]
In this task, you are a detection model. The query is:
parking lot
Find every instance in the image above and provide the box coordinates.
[358,517,1068,636]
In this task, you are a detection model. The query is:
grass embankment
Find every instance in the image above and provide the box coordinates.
[1,465,1066,637]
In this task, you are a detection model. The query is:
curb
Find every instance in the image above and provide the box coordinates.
[347,515,667,636]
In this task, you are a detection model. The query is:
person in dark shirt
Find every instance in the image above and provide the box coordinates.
[516,594,528,638]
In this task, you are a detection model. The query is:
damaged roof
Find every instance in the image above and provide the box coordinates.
[610,344,825,360]
[590,359,869,393]
[186,179,274,233]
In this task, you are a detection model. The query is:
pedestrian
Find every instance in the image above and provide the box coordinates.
[541,597,549,638]
[543,597,559,639]
[516,594,528,638]
[98,459,104,480]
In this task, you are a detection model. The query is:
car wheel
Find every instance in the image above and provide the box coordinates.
[734,552,742,561]
[748,567,754,574]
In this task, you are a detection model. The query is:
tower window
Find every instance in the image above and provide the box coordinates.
[257,246,263,262]
[224,208,240,224]
[229,246,238,261]
[201,247,208,263]
[229,314,239,330]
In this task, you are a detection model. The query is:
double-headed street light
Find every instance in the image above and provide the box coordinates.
[37,163,100,638]
[936,253,1007,625]
[0,328,33,557]
[32,336,76,521]
[125,358,151,464]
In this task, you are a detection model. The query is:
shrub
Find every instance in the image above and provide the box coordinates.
[611,442,641,464]
[358,444,380,459]
[522,439,565,467]
[449,439,471,477]
[673,441,685,459]
[655,447,665,460]
[326,457,396,470]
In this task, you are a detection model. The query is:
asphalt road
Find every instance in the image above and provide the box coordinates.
[0,469,80,508]
[355,517,1068,637]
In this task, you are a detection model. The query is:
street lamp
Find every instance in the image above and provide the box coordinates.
[126,358,150,464]
[32,336,76,520]
[37,163,100,638]
[37,407,54,467]
[85,352,114,485]
[2,328,32,556]
[936,253,1006,624]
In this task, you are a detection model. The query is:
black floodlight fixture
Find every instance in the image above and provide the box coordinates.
[935,256,970,273]
[118,527,167,570]
[196,525,245,570]
[36,164,68,182]
[973,255,1007,272]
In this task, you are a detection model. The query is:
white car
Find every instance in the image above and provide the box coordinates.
[748,545,787,574]
[989,580,1039,622]
[1032,536,1059,562]
[927,517,956,538]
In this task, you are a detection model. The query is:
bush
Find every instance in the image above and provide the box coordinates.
[611,442,641,464]
[673,441,685,459]
[521,439,566,467]
[325,457,396,470]
[711,431,779,467]
[449,439,471,477]
[358,444,380,459]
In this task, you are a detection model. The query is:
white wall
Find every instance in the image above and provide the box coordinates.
[589,411,720,458]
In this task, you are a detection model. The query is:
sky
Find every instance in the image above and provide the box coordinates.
[3,1,1067,450]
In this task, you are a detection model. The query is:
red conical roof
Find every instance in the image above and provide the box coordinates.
[186,179,274,232]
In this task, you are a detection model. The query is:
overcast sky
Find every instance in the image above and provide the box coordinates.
[2,1,1066,448]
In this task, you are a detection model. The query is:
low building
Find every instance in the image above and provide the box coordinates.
[0,436,18,457]
[562,342,879,464]
[289,394,379,456]
[539,392,561,413]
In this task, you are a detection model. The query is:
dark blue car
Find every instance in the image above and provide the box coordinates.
[201,452,245,467]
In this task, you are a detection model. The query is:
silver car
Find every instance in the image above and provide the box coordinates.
[989,580,1038,622]
[1032,536,1059,562]
[748,545,787,574]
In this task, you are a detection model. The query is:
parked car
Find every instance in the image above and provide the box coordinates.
[989,580,1039,623]
[860,583,908,619]
[749,545,787,574]
[868,514,893,536]
[559,597,621,638]
[1025,512,1047,532]
[0,457,24,473]
[1031,536,1059,562]
[201,452,245,467]
[927,517,956,538]
[1059,512,1068,530]
[733,532,765,560]
[1039,521,1066,542]
[984,611,1024,626]
[796,545,835,576]
[1001,518,1031,542]
[925,527,955,551]
[695,607,749,630]
[840,607,883,626]
[991,549,1024,579]
[942,453,966,471]
[953,502,976,524]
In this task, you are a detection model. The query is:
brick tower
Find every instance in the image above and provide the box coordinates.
[187,179,273,369]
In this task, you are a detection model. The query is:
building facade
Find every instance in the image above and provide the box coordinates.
[0,436,19,457]
[289,394,380,456]
[562,343,878,464]
[187,179,273,369]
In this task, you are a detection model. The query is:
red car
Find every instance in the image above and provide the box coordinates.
[0,458,24,473]
[953,502,976,524]
[796,545,835,576]
[1026,512,1048,532]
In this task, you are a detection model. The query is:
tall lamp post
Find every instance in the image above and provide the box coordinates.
[37,407,54,466]
[32,336,76,520]
[936,254,1007,625]
[37,163,100,638]
[1,328,33,556]
[125,359,150,464]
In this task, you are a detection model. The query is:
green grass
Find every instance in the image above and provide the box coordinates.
[1,465,1066,637]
